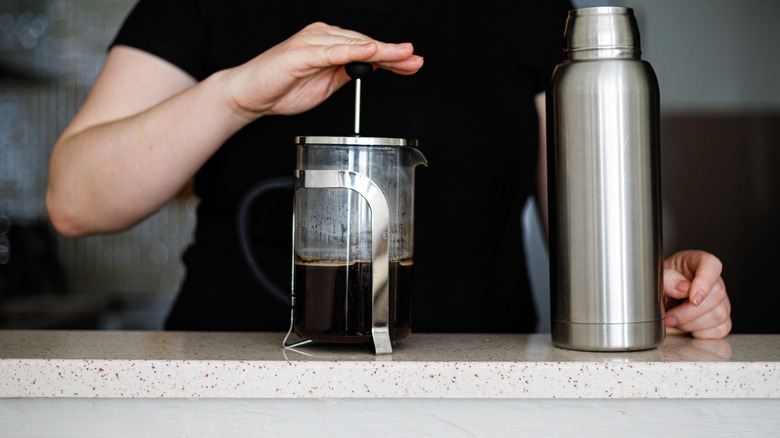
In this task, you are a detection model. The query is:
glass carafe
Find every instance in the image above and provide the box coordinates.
[237,136,427,354]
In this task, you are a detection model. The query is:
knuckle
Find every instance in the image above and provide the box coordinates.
[322,44,341,61]
[711,304,730,324]
[717,319,732,338]
[705,253,723,272]
[305,22,327,30]
[693,319,731,339]
[298,22,329,38]
[709,282,726,302]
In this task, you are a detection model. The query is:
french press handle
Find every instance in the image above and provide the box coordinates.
[296,169,392,354]
[236,175,297,305]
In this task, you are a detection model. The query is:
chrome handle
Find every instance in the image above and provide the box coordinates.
[296,169,392,355]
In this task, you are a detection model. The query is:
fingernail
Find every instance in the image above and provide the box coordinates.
[675,280,691,292]
[665,316,677,327]
[693,292,704,306]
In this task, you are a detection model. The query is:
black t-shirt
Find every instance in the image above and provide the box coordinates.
[112,0,571,332]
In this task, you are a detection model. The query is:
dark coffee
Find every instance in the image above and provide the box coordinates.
[293,258,412,343]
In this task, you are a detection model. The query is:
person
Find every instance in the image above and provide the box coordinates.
[45,0,731,339]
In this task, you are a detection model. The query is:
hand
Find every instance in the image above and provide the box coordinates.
[223,22,424,119]
[663,250,732,339]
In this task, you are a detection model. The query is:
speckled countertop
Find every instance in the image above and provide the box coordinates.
[1,331,778,399]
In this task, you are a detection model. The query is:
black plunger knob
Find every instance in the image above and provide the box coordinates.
[345,62,373,80]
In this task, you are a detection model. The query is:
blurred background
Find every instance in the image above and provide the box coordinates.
[1,0,778,333]
[0,0,192,329]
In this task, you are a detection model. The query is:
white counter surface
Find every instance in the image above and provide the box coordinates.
[1,330,777,399]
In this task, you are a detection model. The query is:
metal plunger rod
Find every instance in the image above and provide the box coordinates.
[345,62,373,136]
[354,78,362,134]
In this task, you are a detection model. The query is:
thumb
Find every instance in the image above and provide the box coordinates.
[663,268,692,301]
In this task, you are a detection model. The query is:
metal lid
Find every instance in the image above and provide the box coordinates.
[294,136,418,147]
[565,7,641,59]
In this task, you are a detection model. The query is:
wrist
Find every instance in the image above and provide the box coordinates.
[206,68,265,127]
[211,66,271,126]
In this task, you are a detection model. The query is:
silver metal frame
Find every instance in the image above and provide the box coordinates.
[285,169,393,355]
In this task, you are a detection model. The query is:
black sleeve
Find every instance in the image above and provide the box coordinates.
[110,0,213,81]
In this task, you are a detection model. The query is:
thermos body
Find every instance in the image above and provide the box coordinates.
[548,7,664,351]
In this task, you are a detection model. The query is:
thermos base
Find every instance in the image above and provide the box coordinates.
[552,320,665,352]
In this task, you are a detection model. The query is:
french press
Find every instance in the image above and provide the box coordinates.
[236,63,427,354]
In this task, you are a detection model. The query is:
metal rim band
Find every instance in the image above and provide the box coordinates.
[294,136,418,147]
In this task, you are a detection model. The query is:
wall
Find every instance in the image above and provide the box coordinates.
[625,0,780,112]
[624,0,780,333]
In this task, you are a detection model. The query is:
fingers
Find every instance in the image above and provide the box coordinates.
[307,41,421,74]
[665,250,723,306]
[662,267,692,300]
[691,319,733,340]
[687,252,723,306]
[229,22,422,119]
[374,54,425,75]
[291,22,422,74]
[665,276,732,339]
[663,250,731,339]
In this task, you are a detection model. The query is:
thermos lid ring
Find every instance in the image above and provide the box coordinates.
[569,6,633,17]
[295,136,418,147]
[564,6,640,57]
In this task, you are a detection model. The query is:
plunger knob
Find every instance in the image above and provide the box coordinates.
[345,62,372,135]
[345,62,373,80]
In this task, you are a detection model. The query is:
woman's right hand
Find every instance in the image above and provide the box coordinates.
[46,22,422,237]
[224,22,423,120]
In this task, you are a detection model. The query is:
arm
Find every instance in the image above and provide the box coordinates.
[534,92,548,238]
[46,45,226,237]
[46,23,423,237]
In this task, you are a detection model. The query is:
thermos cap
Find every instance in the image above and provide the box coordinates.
[565,7,641,58]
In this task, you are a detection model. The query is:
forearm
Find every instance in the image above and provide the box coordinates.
[534,92,549,239]
[46,69,249,237]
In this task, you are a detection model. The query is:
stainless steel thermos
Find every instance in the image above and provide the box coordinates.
[548,7,664,351]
